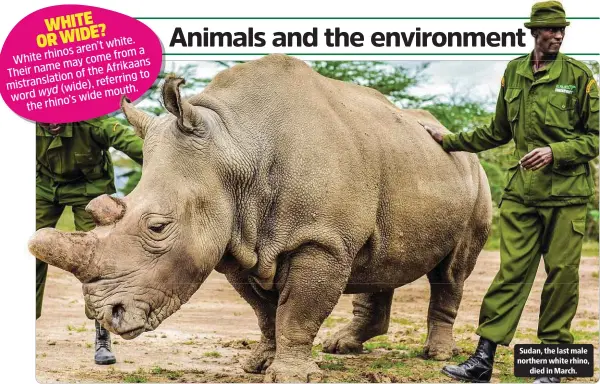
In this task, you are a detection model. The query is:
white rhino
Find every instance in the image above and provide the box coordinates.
[30,54,492,382]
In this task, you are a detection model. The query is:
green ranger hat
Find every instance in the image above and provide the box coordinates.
[524,1,570,28]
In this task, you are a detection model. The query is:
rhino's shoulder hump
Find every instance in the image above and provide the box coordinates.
[257,53,310,68]
[209,54,312,88]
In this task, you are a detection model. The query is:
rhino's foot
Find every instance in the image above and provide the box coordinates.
[423,322,458,361]
[263,358,322,383]
[423,343,459,361]
[322,330,363,354]
[242,340,276,374]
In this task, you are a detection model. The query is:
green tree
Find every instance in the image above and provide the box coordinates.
[311,61,431,107]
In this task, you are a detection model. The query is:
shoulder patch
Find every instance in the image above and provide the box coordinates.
[587,78,597,94]
[501,76,505,88]
[565,56,594,77]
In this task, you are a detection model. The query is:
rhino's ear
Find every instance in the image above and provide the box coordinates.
[162,75,205,135]
[162,75,185,118]
[120,95,156,139]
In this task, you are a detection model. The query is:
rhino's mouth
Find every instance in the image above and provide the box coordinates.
[88,290,178,339]
[119,326,146,340]
[106,302,157,339]
[109,316,155,340]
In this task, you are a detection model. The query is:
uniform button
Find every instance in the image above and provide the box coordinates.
[562,105,566,108]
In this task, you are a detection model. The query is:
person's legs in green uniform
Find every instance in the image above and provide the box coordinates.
[477,200,545,344]
[444,201,587,383]
[443,199,546,382]
[72,203,95,232]
[36,196,64,319]
[538,204,587,344]
[71,200,117,365]
[71,202,96,319]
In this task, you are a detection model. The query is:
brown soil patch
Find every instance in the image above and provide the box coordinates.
[36,251,599,383]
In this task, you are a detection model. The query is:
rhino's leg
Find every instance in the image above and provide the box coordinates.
[264,246,352,383]
[225,269,278,374]
[424,175,489,361]
[424,241,480,360]
[322,290,394,354]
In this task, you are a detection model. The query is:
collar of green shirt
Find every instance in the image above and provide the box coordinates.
[516,51,564,83]
[35,123,73,138]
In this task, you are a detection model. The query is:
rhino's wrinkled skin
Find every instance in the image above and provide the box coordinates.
[30,55,492,382]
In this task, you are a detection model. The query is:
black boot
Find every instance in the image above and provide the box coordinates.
[95,320,116,365]
[442,337,497,383]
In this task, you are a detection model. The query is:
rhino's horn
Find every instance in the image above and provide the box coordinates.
[86,194,126,226]
[120,95,156,139]
[29,228,98,282]
[162,75,204,134]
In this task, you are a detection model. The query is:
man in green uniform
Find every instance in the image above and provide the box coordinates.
[421,2,598,383]
[36,117,143,365]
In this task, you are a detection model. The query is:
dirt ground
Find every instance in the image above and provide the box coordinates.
[36,251,599,383]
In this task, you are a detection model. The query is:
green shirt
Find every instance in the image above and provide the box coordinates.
[36,117,143,203]
[443,52,599,206]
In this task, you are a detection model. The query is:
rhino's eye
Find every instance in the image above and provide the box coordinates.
[149,223,167,233]
[144,216,175,238]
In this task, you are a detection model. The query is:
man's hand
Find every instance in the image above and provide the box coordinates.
[519,147,553,171]
[418,120,446,145]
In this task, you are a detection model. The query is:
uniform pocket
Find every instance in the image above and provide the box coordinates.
[545,93,576,129]
[551,164,591,197]
[504,160,520,188]
[74,150,101,165]
[572,219,586,236]
[590,94,599,113]
[504,88,522,123]
[74,150,105,180]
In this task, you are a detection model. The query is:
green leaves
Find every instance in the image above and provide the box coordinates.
[311,61,431,107]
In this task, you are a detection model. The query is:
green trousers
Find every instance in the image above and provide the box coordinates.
[36,193,95,319]
[477,199,587,345]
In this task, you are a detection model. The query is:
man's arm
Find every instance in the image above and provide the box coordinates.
[90,117,144,165]
[440,76,513,153]
[548,77,599,169]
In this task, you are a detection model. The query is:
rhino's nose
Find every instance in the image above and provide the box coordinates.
[112,303,125,328]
